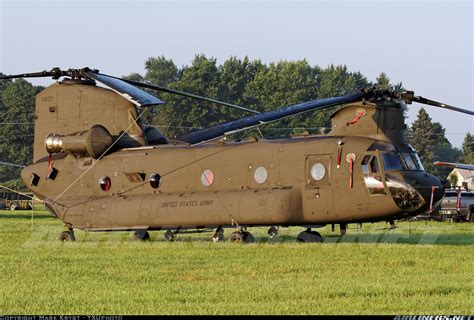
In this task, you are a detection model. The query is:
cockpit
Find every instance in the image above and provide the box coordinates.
[360,141,443,214]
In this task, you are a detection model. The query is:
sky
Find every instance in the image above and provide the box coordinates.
[0,0,472,148]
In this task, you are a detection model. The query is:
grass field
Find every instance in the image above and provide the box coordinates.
[0,207,473,315]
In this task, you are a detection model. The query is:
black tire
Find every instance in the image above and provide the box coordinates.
[229,231,254,243]
[469,208,474,223]
[59,230,75,241]
[164,230,176,242]
[212,230,225,243]
[297,230,323,243]
[133,230,150,241]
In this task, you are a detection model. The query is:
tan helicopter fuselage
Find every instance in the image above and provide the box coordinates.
[23,135,405,231]
[21,82,443,232]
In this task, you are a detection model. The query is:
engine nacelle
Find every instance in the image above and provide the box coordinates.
[45,125,113,159]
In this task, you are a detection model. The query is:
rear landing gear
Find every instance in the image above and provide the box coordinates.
[229,231,254,243]
[59,230,75,241]
[267,226,279,238]
[297,228,323,243]
[133,230,150,241]
[164,230,177,242]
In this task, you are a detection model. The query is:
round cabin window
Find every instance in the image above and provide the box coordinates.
[149,173,161,189]
[310,163,326,181]
[201,169,214,187]
[99,176,111,192]
[254,166,268,184]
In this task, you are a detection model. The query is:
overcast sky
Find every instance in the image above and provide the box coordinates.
[0,0,472,148]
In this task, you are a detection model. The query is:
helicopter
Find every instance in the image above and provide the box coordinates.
[0,67,472,243]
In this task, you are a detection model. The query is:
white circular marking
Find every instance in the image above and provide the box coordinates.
[254,166,268,184]
[201,169,214,187]
[346,153,356,163]
[310,163,326,181]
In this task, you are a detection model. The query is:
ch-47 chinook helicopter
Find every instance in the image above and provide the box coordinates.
[1,67,473,243]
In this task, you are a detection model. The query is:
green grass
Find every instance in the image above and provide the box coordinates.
[0,208,473,315]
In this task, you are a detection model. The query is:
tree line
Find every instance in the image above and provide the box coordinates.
[1,55,472,187]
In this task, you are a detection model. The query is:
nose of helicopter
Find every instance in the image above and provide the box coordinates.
[386,171,445,213]
[412,172,445,212]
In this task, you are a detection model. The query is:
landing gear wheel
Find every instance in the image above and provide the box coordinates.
[296,229,323,243]
[212,227,225,242]
[133,230,150,241]
[229,231,254,243]
[10,204,17,211]
[59,230,75,241]
[267,226,279,238]
[164,230,176,242]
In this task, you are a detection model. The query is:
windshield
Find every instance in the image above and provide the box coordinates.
[381,153,406,171]
[402,153,418,170]
[380,152,424,171]
[412,153,425,170]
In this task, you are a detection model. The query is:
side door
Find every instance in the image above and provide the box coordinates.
[302,155,333,221]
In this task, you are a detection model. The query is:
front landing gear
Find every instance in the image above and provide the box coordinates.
[229,231,254,243]
[59,230,75,241]
[212,227,225,242]
[297,228,323,243]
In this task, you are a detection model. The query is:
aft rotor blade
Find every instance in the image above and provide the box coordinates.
[99,73,259,114]
[180,91,366,145]
[434,161,474,171]
[84,71,164,107]
[0,161,25,168]
[0,70,56,80]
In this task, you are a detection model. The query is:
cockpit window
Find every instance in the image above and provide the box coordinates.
[402,153,418,170]
[361,155,371,174]
[360,155,386,195]
[368,141,396,151]
[412,153,425,171]
[370,156,380,174]
[381,152,406,171]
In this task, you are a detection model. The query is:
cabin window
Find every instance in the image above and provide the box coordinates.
[99,176,111,192]
[149,173,162,189]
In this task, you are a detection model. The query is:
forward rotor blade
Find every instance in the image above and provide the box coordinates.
[434,161,474,171]
[84,71,164,107]
[180,91,366,145]
[99,73,259,114]
[415,96,473,115]
[0,161,25,168]
[400,92,473,116]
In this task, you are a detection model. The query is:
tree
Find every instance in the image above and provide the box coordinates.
[461,133,474,164]
[448,172,459,188]
[0,79,42,183]
[376,72,391,90]
[409,107,459,178]
[144,56,179,86]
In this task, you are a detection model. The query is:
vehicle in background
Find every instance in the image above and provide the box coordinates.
[436,189,474,222]
[0,192,33,211]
